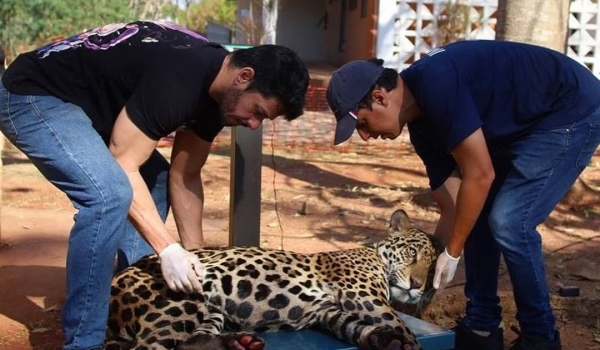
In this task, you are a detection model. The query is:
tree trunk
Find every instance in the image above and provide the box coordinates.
[496,0,570,52]
[261,0,279,44]
[496,0,599,209]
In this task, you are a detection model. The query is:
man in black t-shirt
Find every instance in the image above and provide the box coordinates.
[0,21,309,350]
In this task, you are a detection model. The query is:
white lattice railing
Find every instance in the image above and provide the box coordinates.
[568,0,600,77]
[377,0,600,78]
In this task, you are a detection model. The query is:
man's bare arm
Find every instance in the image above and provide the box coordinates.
[109,107,175,253]
[169,129,213,249]
[446,127,495,257]
[431,170,461,247]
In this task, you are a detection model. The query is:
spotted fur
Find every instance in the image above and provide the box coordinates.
[105,210,441,350]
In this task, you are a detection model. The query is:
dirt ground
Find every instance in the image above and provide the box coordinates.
[1,136,599,350]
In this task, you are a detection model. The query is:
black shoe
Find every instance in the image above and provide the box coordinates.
[453,319,504,350]
[509,326,562,350]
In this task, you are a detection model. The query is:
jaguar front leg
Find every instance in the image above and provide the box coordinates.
[315,302,421,350]
[363,325,420,350]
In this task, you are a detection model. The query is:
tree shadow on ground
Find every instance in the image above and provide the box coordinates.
[0,264,65,349]
[211,144,426,190]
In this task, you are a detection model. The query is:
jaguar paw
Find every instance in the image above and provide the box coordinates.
[176,333,265,350]
[367,327,418,350]
[222,333,265,350]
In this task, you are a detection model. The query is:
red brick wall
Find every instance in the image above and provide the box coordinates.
[304,83,330,112]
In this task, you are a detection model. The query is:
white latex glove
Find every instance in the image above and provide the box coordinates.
[433,248,461,289]
[159,243,203,293]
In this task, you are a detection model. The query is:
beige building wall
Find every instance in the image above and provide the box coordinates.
[235,0,377,66]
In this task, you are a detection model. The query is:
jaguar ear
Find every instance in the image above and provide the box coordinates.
[388,209,411,235]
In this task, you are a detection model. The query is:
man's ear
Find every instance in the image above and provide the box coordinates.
[371,89,389,107]
[234,67,255,87]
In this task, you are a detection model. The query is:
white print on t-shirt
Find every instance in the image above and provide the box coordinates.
[427,48,446,57]
[37,21,208,59]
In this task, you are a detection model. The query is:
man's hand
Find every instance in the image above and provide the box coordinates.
[433,248,460,289]
[159,243,203,293]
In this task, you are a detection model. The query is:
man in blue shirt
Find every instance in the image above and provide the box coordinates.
[326,40,600,350]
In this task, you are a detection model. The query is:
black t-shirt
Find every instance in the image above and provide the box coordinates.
[2,21,227,142]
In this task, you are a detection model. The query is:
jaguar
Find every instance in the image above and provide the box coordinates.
[105,209,441,350]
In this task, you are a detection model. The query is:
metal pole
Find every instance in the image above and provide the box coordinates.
[228,125,262,247]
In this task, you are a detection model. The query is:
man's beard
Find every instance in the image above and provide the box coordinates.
[219,87,243,126]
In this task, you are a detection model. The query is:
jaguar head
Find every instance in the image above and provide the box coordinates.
[376,209,442,306]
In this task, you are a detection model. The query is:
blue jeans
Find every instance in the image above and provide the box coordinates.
[0,81,169,350]
[463,106,600,340]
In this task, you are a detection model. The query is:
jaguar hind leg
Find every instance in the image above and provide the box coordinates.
[176,332,265,350]
[105,338,133,350]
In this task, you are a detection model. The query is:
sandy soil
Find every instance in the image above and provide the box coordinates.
[1,137,599,350]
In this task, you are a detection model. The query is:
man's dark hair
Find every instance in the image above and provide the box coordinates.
[229,45,309,121]
[357,58,399,110]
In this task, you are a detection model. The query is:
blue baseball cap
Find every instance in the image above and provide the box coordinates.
[326,60,384,145]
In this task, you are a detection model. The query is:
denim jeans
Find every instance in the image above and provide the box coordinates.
[0,80,169,350]
[463,106,600,340]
